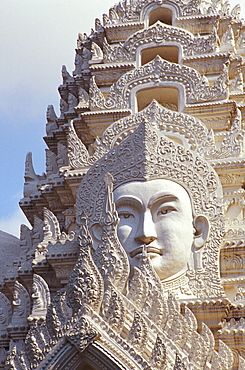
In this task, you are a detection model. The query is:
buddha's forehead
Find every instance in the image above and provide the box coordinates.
[114,179,192,209]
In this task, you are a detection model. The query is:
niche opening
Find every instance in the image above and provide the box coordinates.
[141,45,179,65]
[149,7,172,26]
[137,87,179,111]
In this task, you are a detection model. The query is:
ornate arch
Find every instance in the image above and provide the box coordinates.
[90,56,228,112]
[103,21,217,64]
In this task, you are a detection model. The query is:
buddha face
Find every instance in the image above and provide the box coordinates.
[114,179,208,281]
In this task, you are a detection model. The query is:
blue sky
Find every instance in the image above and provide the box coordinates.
[0,0,244,237]
[0,0,113,236]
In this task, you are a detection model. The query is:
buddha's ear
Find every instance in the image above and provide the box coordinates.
[193,215,210,249]
[90,223,103,250]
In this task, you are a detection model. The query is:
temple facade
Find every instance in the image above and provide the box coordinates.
[1,0,245,368]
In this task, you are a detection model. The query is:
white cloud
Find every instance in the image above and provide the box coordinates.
[0,208,31,238]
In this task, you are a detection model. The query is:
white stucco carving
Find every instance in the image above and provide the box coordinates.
[4,0,245,367]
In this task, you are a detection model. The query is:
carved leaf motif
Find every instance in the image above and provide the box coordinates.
[59,98,68,118]
[46,304,63,340]
[93,173,130,292]
[46,105,58,136]
[201,322,215,364]
[57,142,68,168]
[67,120,100,169]
[25,332,44,367]
[167,292,180,313]
[66,212,104,313]
[101,283,125,331]
[61,65,73,84]
[211,351,225,370]
[24,152,45,197]
[127,266,149,309]
[150,334,167,369]
[128,311,148,350]
[67,93,78,113]
[4,345,23,370]
[238,355,245,370]
[166,309,187,348]
[91,41,103,60]
[43,207,61,240]
[182,306,197,351]
[218,340,234,370]
[188,331,207,368]
[218,108,243,159]
[173,353,187,370]
[20,224,32,255]
[136,250,168,327]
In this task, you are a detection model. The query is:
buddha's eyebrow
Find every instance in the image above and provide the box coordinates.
[114,195,143,208]
[148,193,179,208]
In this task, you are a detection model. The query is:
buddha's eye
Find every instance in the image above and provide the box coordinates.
[118,212,134,219]
[157,207,175,216]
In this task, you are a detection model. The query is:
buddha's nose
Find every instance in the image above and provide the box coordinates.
[134,210,157,245]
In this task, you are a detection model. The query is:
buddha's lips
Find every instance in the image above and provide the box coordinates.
[129,246,163,258]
